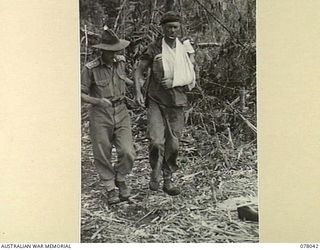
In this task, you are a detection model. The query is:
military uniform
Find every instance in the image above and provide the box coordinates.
[81,55,135,191]
[140,37,191,185]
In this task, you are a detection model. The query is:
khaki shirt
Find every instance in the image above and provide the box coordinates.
[81,55,127,101]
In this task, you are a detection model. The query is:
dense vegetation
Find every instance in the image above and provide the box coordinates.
[80,0,257,243]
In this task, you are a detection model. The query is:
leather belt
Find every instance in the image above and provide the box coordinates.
[111,98,125,107]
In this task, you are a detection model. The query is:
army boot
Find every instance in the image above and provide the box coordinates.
[115,180,130,201]
[149,180,160,191]
[107,189,120,205]
[163,178,181,196]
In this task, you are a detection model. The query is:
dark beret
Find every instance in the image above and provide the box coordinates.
[160,11,181,25]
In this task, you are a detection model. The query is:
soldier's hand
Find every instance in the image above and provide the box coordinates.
[135,91,145,107]
[98,98,112,109]
[161,77,173,89]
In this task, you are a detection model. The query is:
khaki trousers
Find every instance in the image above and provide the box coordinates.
[89,103,135,191]
[147,99,184,182]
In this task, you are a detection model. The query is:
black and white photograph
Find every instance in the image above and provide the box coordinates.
[80,0,257,243]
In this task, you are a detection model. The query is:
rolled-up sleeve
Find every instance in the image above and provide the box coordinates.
[81,66,93,94]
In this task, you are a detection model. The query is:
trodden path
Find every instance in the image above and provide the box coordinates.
[80,114,258,243]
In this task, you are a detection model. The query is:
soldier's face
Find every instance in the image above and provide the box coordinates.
[101,50,115,63]
[162,22,181,40]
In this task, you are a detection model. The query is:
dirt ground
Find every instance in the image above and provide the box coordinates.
[81,110,258,243]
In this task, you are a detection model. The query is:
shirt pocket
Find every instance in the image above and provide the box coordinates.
[95,80,113,97]
[96,80,108,86]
